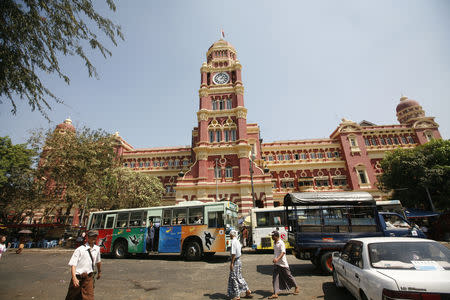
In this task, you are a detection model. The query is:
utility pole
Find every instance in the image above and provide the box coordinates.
[215,158,219,201]
[249,155,256,208]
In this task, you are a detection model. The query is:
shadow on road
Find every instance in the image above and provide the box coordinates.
[204,290,273,299]
[322,282,355,300]
[103,253,230,264]
[256,263,326,277]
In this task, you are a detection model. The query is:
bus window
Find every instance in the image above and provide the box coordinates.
[208,211,224,228]
[188,207,204,224]
[256,212,268,227]
[105,214,115,229]
[129,211,145,227]
[172,208,187,225]
[297,209,321,232]
[91,214,106,229]
[323,208,349,233]
[116,212,130,228]
[162,209,172,225]
[348,207,377,232]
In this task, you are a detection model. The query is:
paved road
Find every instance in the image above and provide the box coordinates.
[0,250,355,300]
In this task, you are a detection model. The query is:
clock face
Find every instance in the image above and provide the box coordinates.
[213,72,230,85]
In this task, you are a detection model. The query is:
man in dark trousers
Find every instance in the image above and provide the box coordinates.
[65,230,102,300]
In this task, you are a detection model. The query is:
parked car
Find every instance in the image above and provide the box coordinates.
[332,237,450,300]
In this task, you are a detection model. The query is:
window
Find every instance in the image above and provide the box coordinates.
[407,136,415,144]
[371,138,377,145]
[91,214,106,229]
[284,154,290,160]
[301,153,307,159]
[225,166,233,178]
[256,211,285,227]
[145,161,150,167]
[401,136,408,144]
[364,138,370,146]
[380,137,386,145]
[386,137,392,145]
[208,211,224,228]
[172,208,187,225]
[183,160,189,166]
[268,155,274,161]
[349,138,357,147]
[153,161,159,167]
[219,100,224,110]
[215,167,221,178]
[162,209,172,225]
[349,242,363,268]
[334,151,340,158]
[116,212,129,228]
[316,179,329,187]
[212,100,217,110]
[224,130,230,142]
[188,207,204,225]
[298,180,313,187]
[310,152,316,159]
[425,132,433,141]
[160,160,165,167]
[129,211,146,227]
[333,178,347,186]
[139,161,143,168]
[231,129,236,141]
[295,209,321,232]
[327,152,333,158]
[209,131,214,143]
[322,208,349,232]
[168,160,173,167]
[294,154,300,160]
[130,162,135,168]
[226,99,232,109]
[393,137,399,145]
[317,152,324,159]
[277,154,284,161]
[348,206,377,232]
[216,131,221,142]
[358,170,367,184]
[105,215,115,229]
[174,160,180,167]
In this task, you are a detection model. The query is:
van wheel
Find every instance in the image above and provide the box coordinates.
[113,240,128,259]
[320,251,334,274]
[185,241,202,261]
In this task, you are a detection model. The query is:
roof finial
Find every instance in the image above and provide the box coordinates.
[221,28,225,39]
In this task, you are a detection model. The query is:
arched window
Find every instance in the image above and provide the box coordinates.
[216,131,221,142]
[225,166,233,178]
[209,130,214,143]
[226,99,232,109]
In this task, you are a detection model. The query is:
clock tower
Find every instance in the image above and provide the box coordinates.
[176,39,273,214]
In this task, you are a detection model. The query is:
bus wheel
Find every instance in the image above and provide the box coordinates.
[320,251,334,274]
[185,241,202,261]
[113,241,128,259]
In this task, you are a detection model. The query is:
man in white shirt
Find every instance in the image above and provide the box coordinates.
[268,231,299,299]
[65,230,102,300]
[227,230,252,300]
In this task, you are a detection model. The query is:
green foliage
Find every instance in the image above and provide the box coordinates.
[0,0,123,117]
[0,136,41,224]
[32,127,164,220]
[378,139,450,210]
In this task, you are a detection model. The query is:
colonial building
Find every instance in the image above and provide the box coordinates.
[109,39,441,215]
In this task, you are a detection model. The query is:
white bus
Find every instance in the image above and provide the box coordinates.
[250,207,292,251]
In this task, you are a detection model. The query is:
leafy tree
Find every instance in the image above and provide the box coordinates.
[100,168,164,210]
[0,0,123,117]
[378,139,450,211]
[0,136,41,224]
[30,127,164,223]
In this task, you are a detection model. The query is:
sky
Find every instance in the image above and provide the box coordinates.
[1,0,449,149]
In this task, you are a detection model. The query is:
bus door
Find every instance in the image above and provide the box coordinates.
[205,205,226,252]
[158,208,182,253]
[100,214,116,253]
[147,209,162,252]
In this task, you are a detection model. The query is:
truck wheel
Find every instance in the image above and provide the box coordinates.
[185,241,202,261]
[320,251,334,274]
[113,240,128,259]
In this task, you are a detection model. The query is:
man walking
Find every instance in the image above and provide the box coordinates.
[227,230,252,300]
[268,231,299,299]
[66,230,102,300]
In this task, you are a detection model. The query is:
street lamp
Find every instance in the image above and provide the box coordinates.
[215,158,219,201]
[249,155,256,208]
